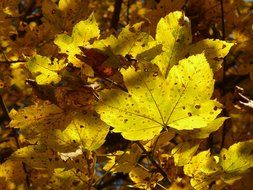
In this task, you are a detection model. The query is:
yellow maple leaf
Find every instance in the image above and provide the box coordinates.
[96,53,225,141]
[26,55,66,85]
[54,14,100,67]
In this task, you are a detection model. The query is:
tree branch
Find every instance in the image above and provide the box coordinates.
[135,141,171,186]
[111,0,123,30]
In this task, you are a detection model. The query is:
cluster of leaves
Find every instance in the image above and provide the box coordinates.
[0,0,253,189]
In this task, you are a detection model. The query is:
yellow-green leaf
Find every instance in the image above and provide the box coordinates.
[172,141,200,166]
[10,145,66,170]
[183,117,228,139]
[103,144,142,174]
[96,53,224,141]
[47,168,91,189]
[26,55,66,85]
[46,112,110,152]
[92,22,160,63]
[184,150,222,190]
[220,140,253,184]
[152,12,234,78]
[54,14,100,67]
[153,11,192,77]
[129,166,163,190]
[9,101,70,143]
[186,39,234,72]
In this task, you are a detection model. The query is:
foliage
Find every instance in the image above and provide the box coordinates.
[0,0,252,189]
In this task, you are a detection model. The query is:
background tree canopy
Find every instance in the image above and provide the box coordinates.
[0,0,253,189]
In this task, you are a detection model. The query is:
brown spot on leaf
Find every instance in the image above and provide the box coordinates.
[195,105,201,109]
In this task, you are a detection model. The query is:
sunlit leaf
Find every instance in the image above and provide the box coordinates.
[46,112,110,152]
[9,101,69,144]
[152,11,191,77]
[220,140,253,184]
[184,150,222,190]
[54,14,100,67]
[26,55,66,85]
[103,144,142,173]
[129,166,163,190]
[172,141,200,166]
[96,53,224,140]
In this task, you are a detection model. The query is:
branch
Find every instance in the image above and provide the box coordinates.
[111,0,123,30]
[0,60,26,64]
[135,141,171,185]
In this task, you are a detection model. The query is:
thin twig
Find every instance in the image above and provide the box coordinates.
[220,0,226,40]
[126,0,130,24]
[135,141,171,185]
[0,60,26,64]
[219,0,229,152]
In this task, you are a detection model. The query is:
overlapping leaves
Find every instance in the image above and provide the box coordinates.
[96,53,224,140]
[152,11,233,78]
[9,101,109,152]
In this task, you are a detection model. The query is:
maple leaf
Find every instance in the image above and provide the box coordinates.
[129,166,163,190]
[0,159,27,189]
[9,101,69,144]
[171,141,200,167]
[152,11,234,78]
[96,53,225,141]
[220,140,253,184]
[9,145,66,170]
[10,101,109,152]
[26,55,66,85]
[46,168,91,189]
[54,14,100,67]
[103,144,142,174]
[184,150,222,190]
[45,112,110,152]
[92,22,161,67]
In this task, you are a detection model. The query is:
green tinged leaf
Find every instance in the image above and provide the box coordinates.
[103,144,142,174]
[183,117,228,139]
[220,140,253,184]
[185,39,234,72]
[152,11,234,78]
[92,22,161,66]
[184,150,222,190]
[172,141,200,166]
[47,168,90,189]
[96,53,224,141]
[54,14,100,67]
[46,112,110,152]
[26,55,66,85]
[10,101,109,152]
[10,145,66,170]
[9,101,69,143]
[153,11,192,77]
[129,166,163,189]
[183,140,253,189]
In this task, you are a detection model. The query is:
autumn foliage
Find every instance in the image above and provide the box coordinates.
[0,0,253,189]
